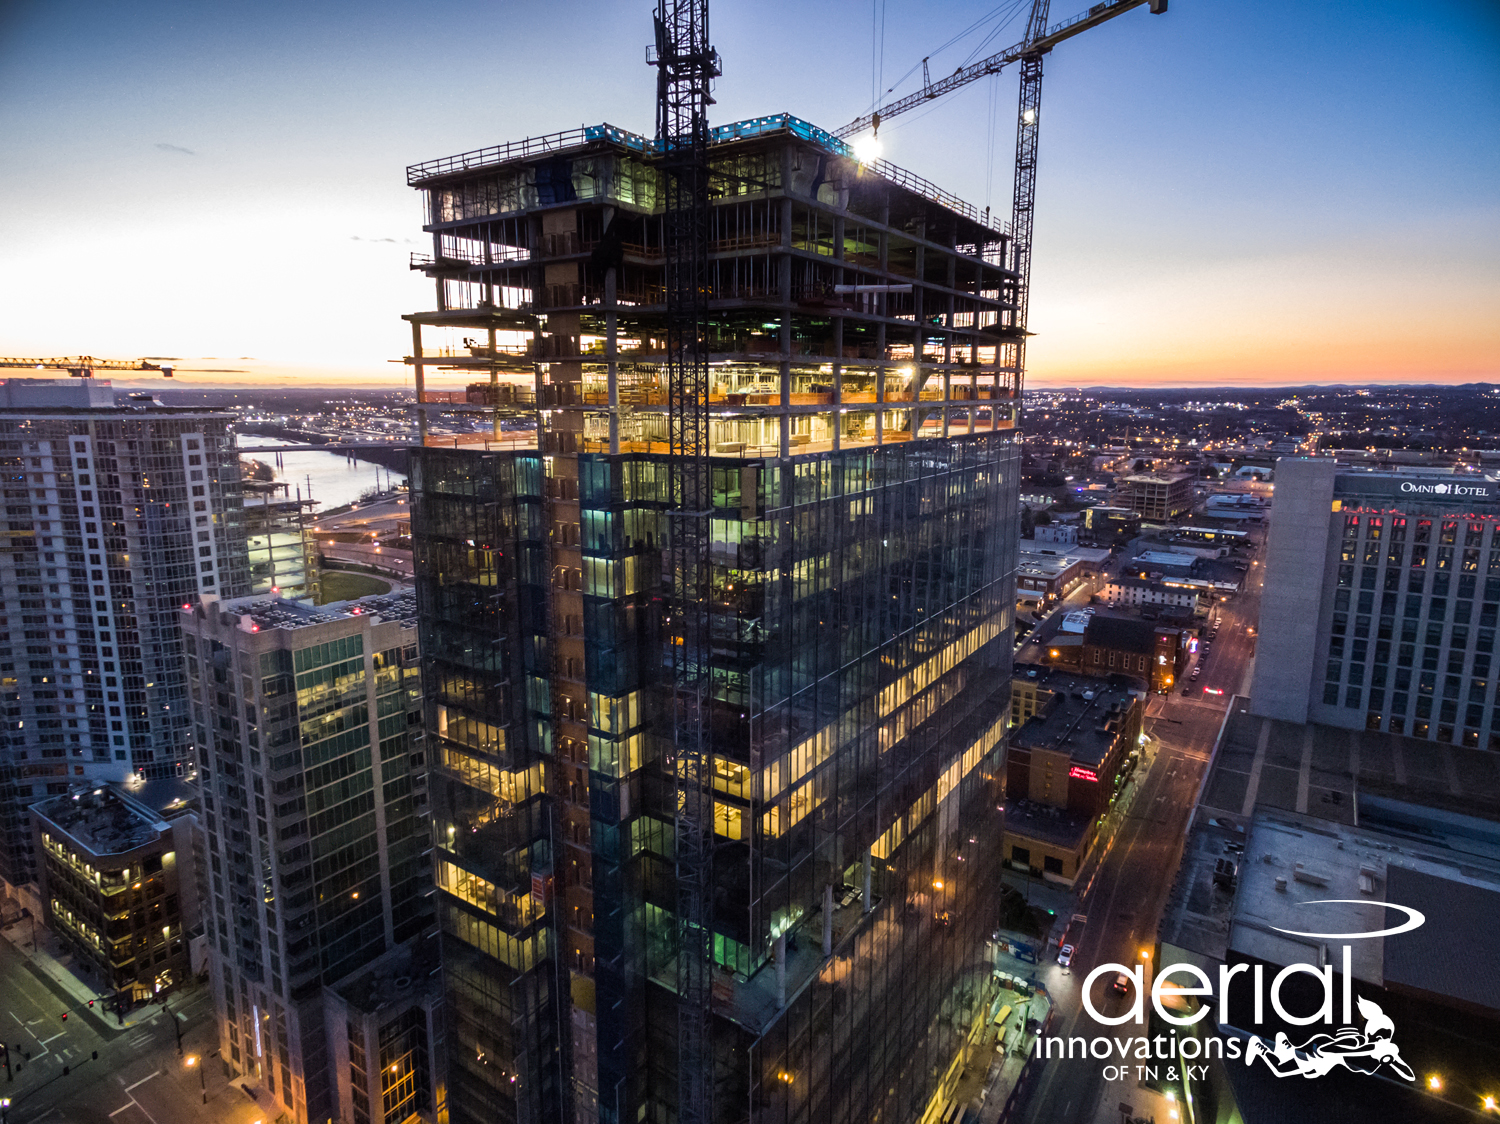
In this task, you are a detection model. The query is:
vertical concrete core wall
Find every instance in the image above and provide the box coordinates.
[1250,457,1336,721]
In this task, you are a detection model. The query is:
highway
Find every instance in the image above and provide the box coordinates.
[1009,529,1266,1123]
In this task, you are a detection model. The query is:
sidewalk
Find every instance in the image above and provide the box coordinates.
[1,915,165,1030]
[1090,1067,1183,1124]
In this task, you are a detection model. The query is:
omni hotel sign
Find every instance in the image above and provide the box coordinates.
[1398,480,1492,497]
[1336,474,1499,508]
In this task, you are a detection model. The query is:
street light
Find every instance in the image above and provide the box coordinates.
[186,1054,207,1103]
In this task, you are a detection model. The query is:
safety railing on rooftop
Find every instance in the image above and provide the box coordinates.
[407,123,651,185]
[407,115,1006,235]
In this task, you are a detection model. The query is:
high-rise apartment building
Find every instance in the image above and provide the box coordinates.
[245,482,320,602]
[1254,457,1500,747]
[0,379,249,896]
[406,115,1021,1124]
[181,591,432,1124]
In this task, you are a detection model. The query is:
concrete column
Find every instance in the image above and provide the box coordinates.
[780,197,794,458]
[876,194,889,447]
[832,316,843,453]
[822,882,834,957]
[488,326,502,441]
[832,213,845,453]
[774,932,787,1007]
[604,206,620,455]
[410,320,428,446]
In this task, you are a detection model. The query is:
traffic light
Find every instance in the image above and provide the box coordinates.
[87,1000,94,1009]
[91,1051,98,1060]
[60,1013,67,1021]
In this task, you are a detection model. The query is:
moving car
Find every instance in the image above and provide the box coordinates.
[1111,972,1131,994]
[1057,943,1075,968]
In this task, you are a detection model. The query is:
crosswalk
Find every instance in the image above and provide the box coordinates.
[122,1027,157,1052]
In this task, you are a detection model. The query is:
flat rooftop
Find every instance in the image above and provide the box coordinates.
[1002,798,1095,851]
[205,590,417,633]
[31,781,191,857]
[1009,668,1142,769]
[1198,698,1500,829]
[335,929,444,1013]
[1016,555,1080,580]
[1166,801,1500,1000]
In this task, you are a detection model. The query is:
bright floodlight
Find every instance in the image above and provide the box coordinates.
[852,133,882,163]
[1022,108,1037,125]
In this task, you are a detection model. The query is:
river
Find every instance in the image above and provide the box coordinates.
[235,434,406,512]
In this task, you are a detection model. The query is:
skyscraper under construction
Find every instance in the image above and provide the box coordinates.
[406,114,1022,1124]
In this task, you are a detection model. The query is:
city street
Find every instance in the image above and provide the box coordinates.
[1005,530,1266,1123]
[0,939,251,1124]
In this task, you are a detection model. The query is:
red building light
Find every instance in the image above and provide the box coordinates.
[1069,765,1100,782]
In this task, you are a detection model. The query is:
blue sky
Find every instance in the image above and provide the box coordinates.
[1,0,1496,387]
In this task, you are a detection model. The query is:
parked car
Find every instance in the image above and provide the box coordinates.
[1057,943,1075,969]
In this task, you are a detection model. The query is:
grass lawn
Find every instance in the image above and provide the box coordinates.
[317,569,391,604]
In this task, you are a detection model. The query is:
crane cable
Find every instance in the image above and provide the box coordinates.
[864,0,1029,116]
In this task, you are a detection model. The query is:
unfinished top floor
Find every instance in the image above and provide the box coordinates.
[405,114,1018,350]
[404,115,1021,459]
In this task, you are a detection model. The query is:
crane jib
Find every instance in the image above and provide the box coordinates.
[833,0,1166,140]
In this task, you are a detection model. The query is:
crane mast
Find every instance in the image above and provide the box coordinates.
[1010,0,1052,376]
[649,2,719,1121]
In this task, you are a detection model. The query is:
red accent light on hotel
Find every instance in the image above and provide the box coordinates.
[1069,765,1099,782]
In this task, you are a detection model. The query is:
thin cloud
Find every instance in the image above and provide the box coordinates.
[155,142,196,156]
[351,235,398,243]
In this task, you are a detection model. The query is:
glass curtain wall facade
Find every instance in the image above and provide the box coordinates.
[0,394,248,892]
[406,113,1022,1124]
[412,435,1019,1124]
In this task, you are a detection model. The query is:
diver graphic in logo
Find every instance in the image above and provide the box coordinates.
[1244,996,1415,1082]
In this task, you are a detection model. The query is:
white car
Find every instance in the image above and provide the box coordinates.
[1057,943,1075,968]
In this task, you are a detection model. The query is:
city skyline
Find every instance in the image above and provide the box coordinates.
[2,0,1497,389]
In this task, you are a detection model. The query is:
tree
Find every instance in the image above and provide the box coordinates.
[1035,510,1054,526]
[1021,504,1035,538]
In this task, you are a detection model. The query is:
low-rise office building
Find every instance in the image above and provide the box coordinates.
[30,778,199,1003]
[1117,472,1195,522]
[1099,575,1201,614]
[1016,553,1087,605]
[1003,670,1144,883]
[1081,505,1141,541]
[1161,803,1500,1124]
[1081,616,1170,691]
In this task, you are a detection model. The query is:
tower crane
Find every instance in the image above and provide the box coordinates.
[0,355,176,378]
[836,0,1169,391]
[648,2,719,1123]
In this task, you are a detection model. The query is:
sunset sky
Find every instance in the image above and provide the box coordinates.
[1,0,1496,390]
